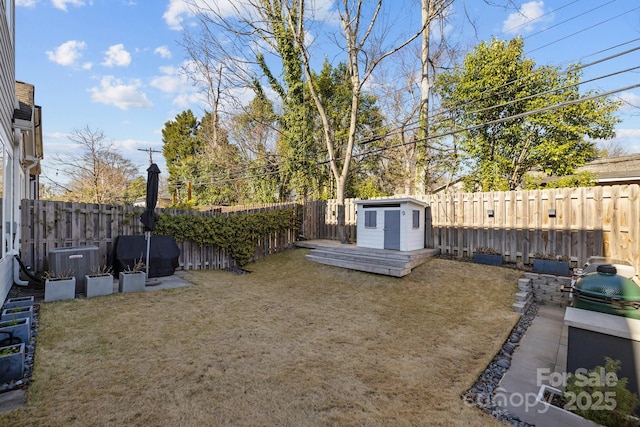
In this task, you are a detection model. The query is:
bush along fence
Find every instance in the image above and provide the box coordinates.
[302,184,640,273]
[19,199,302,274]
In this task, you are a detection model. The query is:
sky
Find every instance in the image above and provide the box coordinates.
[13,0,640,188]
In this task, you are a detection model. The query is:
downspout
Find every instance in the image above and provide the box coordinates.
[13,155,40,286]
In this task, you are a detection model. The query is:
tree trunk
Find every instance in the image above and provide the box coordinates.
[336,177,346,243]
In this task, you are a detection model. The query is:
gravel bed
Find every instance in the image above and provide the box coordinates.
[461,301,539,426]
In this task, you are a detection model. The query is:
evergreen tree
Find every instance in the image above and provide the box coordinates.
[435,37,620,191]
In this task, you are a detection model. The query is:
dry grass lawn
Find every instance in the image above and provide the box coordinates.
[0,249,522,427]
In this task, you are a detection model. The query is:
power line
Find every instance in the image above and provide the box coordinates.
[174,81,639,188]
[500,0,582,36]
[521,0,617,41]
[527,5,640,54]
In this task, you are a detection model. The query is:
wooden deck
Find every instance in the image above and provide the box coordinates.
[296,240,439,277]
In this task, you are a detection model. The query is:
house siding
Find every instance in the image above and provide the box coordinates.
[0,1,16,304]
[0,1,14,143]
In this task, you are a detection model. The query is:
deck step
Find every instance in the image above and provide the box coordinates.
[305,254,410,277]
[303,246,438,277]
[309,249,409,268]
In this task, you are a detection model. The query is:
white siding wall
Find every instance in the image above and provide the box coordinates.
[356,205,384,249]
[402,202,425,251]
[1,1,16,303]
[357,200,426,251]
[0,254,11,304]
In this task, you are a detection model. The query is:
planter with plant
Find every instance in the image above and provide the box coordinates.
[44,268,76,302]
[532,253,571,276]
[119,259,146,293]
[472,247,503,266]
[0,317,30,345]
[1,306,34,324]
[537,358,639,426]
[86,265,114,298]
[3,296,34,310]
[0,342,25,384]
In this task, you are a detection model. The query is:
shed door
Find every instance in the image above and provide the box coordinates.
[384,210,401,250]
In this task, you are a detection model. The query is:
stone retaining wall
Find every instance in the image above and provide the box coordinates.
[513,272,572,313]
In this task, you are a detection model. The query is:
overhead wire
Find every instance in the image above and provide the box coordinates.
[171,39,640,187]
[44,1,639,191]
[175,78,639,188]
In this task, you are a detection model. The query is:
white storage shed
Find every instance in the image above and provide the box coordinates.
[354,198,428,251]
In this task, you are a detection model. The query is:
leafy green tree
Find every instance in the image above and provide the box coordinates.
[524,171,596,189]
[254,0,316,201]
[229,94,281,203]
[195,111,247,205]
[161,110,204,198]
[435,37,620,191]
[122,176,147,204]
[310,61,387,199]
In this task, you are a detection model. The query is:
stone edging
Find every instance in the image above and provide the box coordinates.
[461,302,539,426]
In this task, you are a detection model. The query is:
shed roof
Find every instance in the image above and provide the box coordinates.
[354,197,428,207]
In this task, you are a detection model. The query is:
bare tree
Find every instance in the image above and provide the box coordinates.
[46,125,141,204]
[186,0,451,241]
[289,0,451,241]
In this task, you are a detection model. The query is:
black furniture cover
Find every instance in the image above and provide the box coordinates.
[112,235,180,278]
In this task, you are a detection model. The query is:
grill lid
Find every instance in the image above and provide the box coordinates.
[575,264,640,302]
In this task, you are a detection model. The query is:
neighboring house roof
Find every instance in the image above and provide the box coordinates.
[133,193,173,208]
[533,154,640,187]
[575,154,640,184]
[430,178,465,194]
[14,80,43,175]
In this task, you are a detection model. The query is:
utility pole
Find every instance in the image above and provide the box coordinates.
[138,147,162,164]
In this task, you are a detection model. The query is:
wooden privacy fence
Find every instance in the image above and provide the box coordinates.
[20,199,300,274]
[302,184,640,271]
[301,199,358,242]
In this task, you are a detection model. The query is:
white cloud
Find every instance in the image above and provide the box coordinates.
[46,40,87,66]
[150,65,190,94]
[89,76,153,110]
[16,0,38,7]
[163,0,244,30]
[51,0,85,11]
[150,62,211,109]
[608,128,640,154]
[502,1,546,35]
[619,92,640,111]
[614,128,640,140]
[154,46,172,59]
[102,44,132,67]
[163,0,192,30]
[82,62,93,70]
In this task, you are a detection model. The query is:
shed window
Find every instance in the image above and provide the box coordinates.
[412,210,420,228]
[365,211,377,228]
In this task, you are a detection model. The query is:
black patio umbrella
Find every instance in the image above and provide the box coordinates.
[140,163,161,279]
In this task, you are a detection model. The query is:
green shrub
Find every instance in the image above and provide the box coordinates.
[154,206,301,266]
[564,358,639,426]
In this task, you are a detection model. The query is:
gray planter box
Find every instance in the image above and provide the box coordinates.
[0,317,30,345]
[473,253,503,266]
[533,259,570,276]
[45,278,76,302]
[85,274,114,298]
[0,343,25,384]
[1,306,33,324]
[3,296,34,310]
[119,271,146,293]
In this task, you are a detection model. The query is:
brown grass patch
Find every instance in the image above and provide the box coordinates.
[0,249,521,426]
